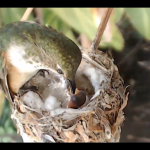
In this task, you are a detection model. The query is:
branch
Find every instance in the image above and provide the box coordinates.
[91,8,113,51]
[33,8,43,24]
[21,8,34,21]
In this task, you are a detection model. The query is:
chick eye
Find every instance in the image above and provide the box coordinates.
[57,68,63,74]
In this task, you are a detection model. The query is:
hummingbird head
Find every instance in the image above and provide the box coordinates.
[51,31,82,94]
[56,63,78,94]
[64,70,76,94]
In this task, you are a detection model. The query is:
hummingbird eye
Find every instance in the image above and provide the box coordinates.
[57,68,63,74]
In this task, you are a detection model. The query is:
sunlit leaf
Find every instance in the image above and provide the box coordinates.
[106,8,125,50]
[92,8,125,50]
[47,8,124,51]
[48,8,97,41]
[125,8,150,40]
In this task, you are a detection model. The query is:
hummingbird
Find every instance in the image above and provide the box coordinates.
[0,21,82,104]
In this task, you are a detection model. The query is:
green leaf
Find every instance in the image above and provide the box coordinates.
[4,118,11,128]
[125,8,150,40]
[0,8,125,51]
[48,8,97,41]
[1,137,12,142]
[43,8,77,44]
[0,8,34,25]
[0,126,5,135]
[0,91,5,119]
[100,8,125,51]
[7,127,16,134]
[47,8,124,51]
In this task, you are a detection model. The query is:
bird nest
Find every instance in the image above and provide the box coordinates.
[10,49,128,142]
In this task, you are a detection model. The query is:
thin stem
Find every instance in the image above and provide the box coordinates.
[21,8,34,21]
[33,8,43,24]
[91,8,113,51]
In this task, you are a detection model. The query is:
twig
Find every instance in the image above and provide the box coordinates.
[91,8,113,51]
[21,8,34,21]
[82,53,108,72]
[33,8,43,24]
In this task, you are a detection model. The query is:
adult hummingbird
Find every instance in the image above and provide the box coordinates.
[0,21,82,104]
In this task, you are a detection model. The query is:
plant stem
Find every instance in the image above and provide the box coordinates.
[21,8,34,21]
[33,8,43,24]
[91,8,113,51]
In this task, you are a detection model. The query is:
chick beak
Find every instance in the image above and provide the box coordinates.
[68,79,76,94]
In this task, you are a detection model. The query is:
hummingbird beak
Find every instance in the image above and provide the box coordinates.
[68,79,76,94]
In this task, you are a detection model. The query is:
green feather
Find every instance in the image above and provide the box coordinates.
[0,21,82,80]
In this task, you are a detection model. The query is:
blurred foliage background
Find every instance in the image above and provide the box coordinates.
[0,8,150,142]
[1,8,150,51]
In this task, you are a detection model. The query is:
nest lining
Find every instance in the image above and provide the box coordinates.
[10,49,128,142]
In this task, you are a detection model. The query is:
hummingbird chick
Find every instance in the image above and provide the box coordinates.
[68,89,86,109]
[0,21,82,102]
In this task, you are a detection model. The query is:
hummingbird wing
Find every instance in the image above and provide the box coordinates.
[0,67,13,105]
[0,52,13,104]
[0,21,82,79]
[0,21,82,102]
